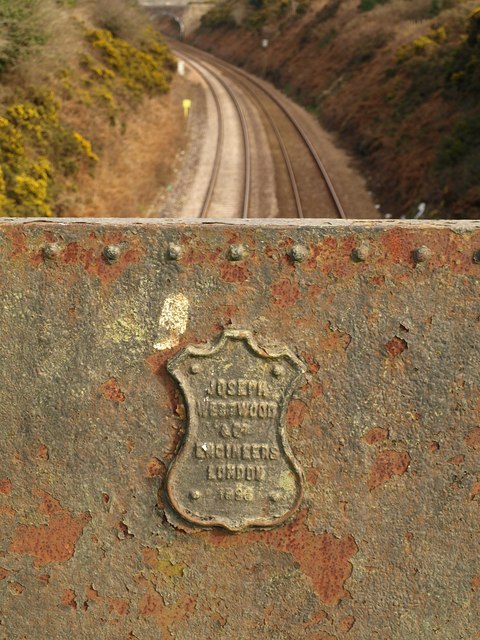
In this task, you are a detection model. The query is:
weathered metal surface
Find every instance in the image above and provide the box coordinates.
[0,219,479,639]
[166,329,305,531]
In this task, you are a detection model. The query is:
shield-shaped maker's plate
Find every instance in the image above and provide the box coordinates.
[166,330,306,531]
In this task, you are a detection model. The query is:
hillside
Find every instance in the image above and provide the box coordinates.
[191,0,480,219]
[0,0,180,217]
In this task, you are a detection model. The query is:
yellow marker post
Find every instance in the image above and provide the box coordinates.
[182,99,192,119]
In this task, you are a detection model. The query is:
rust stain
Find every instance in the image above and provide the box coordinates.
[339,615,355,632]
[9,490,90,567]
[36,444,49,461]
[5,229,28,260]
[0,478,12,495]
[306,467,320,486]
[471,576,480,591]
[146,457,166,478]
[318,323,351,352]
[60,239,143,285]
[219,261,251,284]
[271,278,300,307]
[385,336,408,357]
[99,378,126,402]
[180,236,222,266]
[363,428,389,445]
[85,584,102,604]
[138,585,196,627]
[470,482,480,500]
[61,589,77,610]
[0,567,10,580]
[83,584,129,615]
[206,510,357,606]
[303,609,327,629]
[368,450,411,490]
[286,399,309,428]
[311,632,337,640]
[107,597,129,615]
[429,441,440,454]
[380,229,416,266]
[301,351,321,374]
[465,427,480,450]
[447,454,465,465]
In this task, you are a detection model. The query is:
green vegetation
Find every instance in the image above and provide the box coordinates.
[194,0,480,218]
[358,0,388,12]
[0,0,175,217]
[201,4,237,30]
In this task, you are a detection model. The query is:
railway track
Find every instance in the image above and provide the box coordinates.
[168,42,347,219]
[180,53,251,219]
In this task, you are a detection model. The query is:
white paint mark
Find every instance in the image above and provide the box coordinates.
[153,293,189,351]
[201,443,208,452]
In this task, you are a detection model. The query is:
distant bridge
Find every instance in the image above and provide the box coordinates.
[140,0,217,36]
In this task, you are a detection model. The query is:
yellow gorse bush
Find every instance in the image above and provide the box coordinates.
[86,28,175,99]
[396,26,448,64]
[0,11,176,217]
[0,93,98,217]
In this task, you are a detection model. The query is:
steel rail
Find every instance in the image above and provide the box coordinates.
[176,42,346,220]
[214,67,304,218]
[180,56,223,217]
[177,51,251,219]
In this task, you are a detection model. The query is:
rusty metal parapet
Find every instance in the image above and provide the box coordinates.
[0,219,479,639]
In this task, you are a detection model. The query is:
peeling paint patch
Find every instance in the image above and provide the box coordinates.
[339,615,355,632]
[363,427,388,445]
[465,427,480,450]
[153,293,189,351]
[138,585,196,627]
[61,589,77,610]
[470,482,480,500]
[99,378,125,402]
[107,597,129,615]
[205,511,358,606]
[385,336,408,357]
[271,278,300,307]
[9,491,90,567]
[0,478,12,494]
[145,457,166,478]
[368,450,410,490]
[287,399,309,428]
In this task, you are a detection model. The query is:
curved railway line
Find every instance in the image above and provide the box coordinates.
[168,42,348,219]
[181,54,251,219]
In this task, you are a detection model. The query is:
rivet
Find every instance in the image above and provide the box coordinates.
[43,243,60,260]
[272,364,284,378]
[189,490,201,500]
[189,363,201,374]
[413,245,432,264]
[167,243,182,260]
[473,250,480,264]
[288,244,308,262]
[351,243,370,262]
[228,244,247,261]
[103,244,121,262]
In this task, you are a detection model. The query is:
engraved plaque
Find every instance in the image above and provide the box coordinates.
[166,330,306,531]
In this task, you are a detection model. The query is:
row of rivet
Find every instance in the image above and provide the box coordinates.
[41,241,480,264]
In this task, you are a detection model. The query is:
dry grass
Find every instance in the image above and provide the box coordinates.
[58,80,187,216]
[192,0,480,217]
